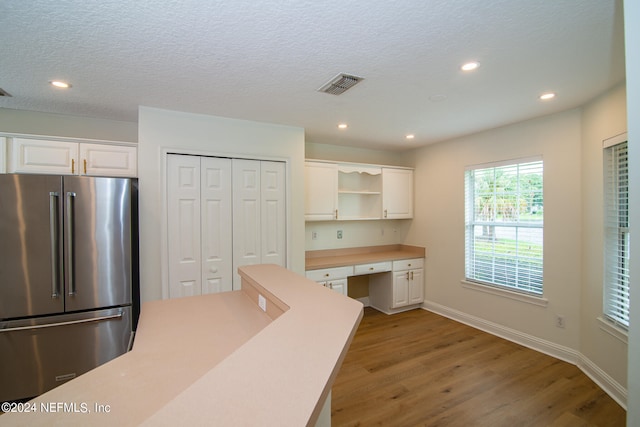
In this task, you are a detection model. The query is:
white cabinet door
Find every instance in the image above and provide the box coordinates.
[261,161,286,268]
[392,271,410,308]
[305,161,337,221]
[314,279,348,296]
[382,168,413,219]
[328,278,348,296]
[201,157,233,294]
[9,138,78,175]
[167,154,202,299]
[80,143,137,177]
[408,268,424,304]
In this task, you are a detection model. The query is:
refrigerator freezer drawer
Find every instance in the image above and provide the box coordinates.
[0,306,132,402]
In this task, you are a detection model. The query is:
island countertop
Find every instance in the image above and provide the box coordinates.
[1,264,363,426]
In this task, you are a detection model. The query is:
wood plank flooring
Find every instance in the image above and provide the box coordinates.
[331,308,626,427]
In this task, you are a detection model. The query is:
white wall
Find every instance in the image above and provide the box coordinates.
[580,83,628,390]
[409,109,584,349]
[0,108,137,142]
[624,0,640,423]
[138,106,305,303]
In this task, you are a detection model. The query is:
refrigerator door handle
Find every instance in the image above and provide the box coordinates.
[0,310,123,333]
[49,192,60,298]
[66,191,77,296]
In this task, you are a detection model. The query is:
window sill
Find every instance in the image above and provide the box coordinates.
[461,280,548,307]
[597,316,628,344]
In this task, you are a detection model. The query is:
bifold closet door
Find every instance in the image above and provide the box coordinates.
[167,154,202,298]
[167,155,233,298]
[232,159,286,289]
[168,155,285,297]
[201,157,233,294]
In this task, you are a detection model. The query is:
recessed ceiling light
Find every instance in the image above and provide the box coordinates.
[337,123,348,129]
[50,81,71,89]
[539,92,556,100]
[461,62,480,72]
[405,134,415,140]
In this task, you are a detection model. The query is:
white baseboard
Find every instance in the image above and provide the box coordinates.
[422,300,627,410]
[577,353,628,409]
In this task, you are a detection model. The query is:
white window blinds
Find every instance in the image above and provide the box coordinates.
[603,140,630,329]
[465,159,544,295]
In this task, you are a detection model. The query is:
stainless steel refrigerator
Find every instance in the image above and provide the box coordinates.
[0,174,139,402]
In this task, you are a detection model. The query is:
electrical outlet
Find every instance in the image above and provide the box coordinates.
[258,294,267,312]
[555,315,565,328]
[337,230,343,239]
[312,231,318,240]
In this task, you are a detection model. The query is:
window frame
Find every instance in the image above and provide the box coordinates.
[464,156,544,296]
[603,133,630,330]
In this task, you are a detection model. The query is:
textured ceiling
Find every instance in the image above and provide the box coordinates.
[0,0,626,150]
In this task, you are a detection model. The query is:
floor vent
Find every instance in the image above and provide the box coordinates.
[0,88,12,97]
[318,73,364,95]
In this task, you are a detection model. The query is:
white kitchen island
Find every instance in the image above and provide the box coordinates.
[1,264,363,426]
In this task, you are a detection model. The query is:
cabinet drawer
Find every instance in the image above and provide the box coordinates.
[392,258,424,271]
[353,261,392,276]
[306,266,353,282]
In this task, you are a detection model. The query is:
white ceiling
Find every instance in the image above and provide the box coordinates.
[0,0,626,151]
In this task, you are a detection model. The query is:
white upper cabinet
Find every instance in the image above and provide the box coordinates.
[305,160,413,221]
[382,167,413,219]
[305,161,337,221]
[9,138,78,175]
[337,165,382,220]
[7,137,137,177]
[80,143,137,177]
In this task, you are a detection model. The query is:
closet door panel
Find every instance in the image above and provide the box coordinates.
[167,154,202,299]
[201,157,233,294]
[232,159,261,290]
[261,161,286,267]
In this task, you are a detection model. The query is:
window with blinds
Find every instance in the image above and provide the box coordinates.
[465,158,544,295]
[603,139,630,329]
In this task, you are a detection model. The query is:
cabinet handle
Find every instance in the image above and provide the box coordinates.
[384,209,388,218]
[406,272,410,280]
[369,267,374,271]
[335,209,338,219]
[408,263,412,267]
[71,158,75,174]
[329,282,333,289]
[324,273,330,277]
[410,271,414,280]
[83,159,87,174]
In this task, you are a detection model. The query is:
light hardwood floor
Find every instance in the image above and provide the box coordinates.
[331,307,626,426]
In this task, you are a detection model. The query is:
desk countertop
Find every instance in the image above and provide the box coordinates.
[305,244,426,270]
[1,265,363,427]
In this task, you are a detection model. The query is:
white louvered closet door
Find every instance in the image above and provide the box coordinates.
[201,157,233,294]
[167,154,202,298]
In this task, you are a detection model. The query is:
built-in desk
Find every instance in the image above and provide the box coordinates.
[1,265,363,427]
[306,245,426,314]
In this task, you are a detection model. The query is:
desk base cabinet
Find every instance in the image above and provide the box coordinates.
[369,258,424,314]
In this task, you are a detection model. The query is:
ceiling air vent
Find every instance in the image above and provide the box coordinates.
[318,73,364,95]
[0,88,12,97]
